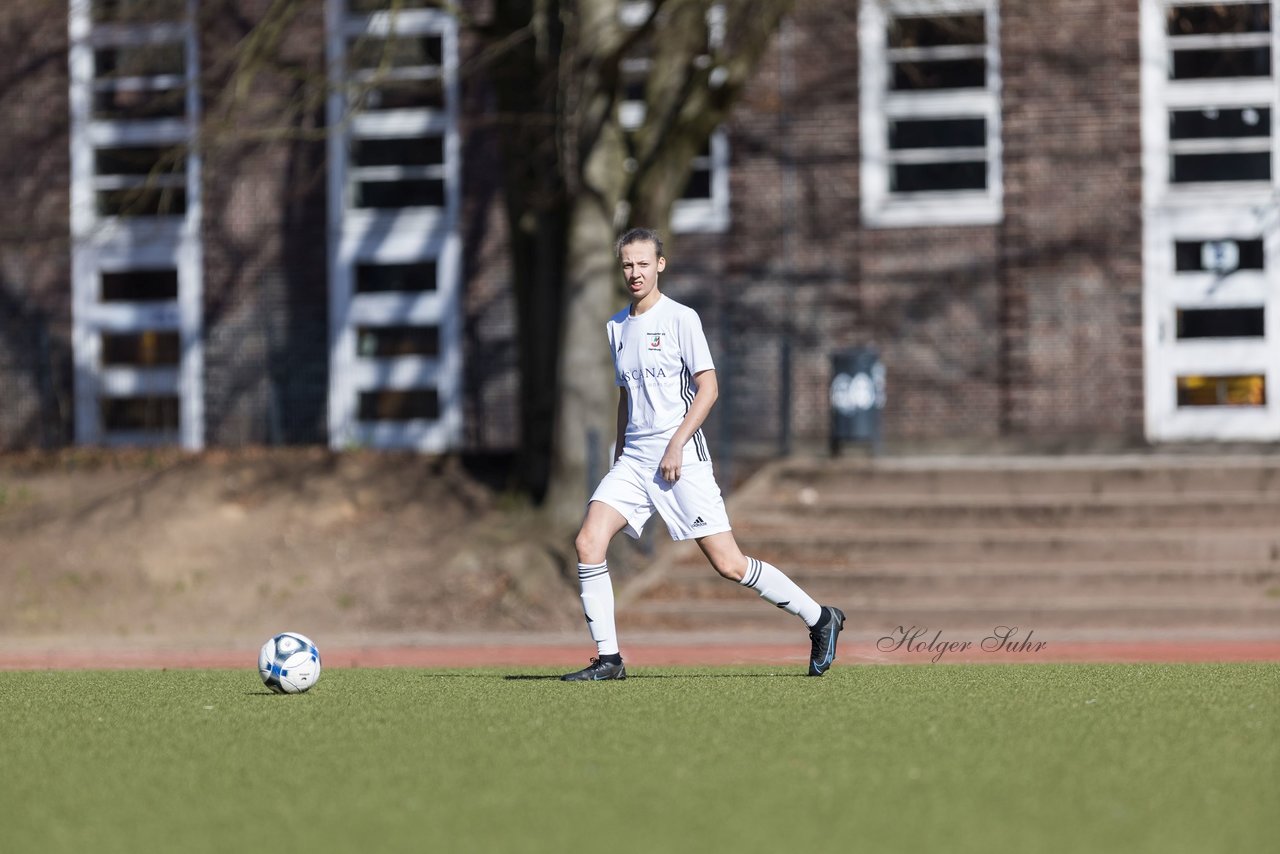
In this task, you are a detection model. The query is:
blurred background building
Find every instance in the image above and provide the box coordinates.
[0,0,1276,471]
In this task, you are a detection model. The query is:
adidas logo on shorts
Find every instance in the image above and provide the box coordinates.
[692,516,706,527]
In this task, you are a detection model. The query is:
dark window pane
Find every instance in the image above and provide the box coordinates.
[892,161,986,192]
[354,179,444,208]
[102,269,178,301]
[1167,3,1271,36]
[1171,152,1270,182]
[352,136,443,167]
[1176,374,1266,407]
[101,395,180,431]
[97,187,187,217]
[348,35,443,70]
[1175,239,1265,272]
[357,325,439,357]
[93,87,186,120]
[95,44,185,78]
[889,14,985,48]
[358,80,444,111]
[92,0,187,23]
[681,168,712,200]
[618,32,654,103]
[1170,107,1270,139]
[892,59,985,90]
[101,331,181,366]
[358,389,439,421]
[622,75,647,103]
[1171,47,1271,79]
[95,146,185,176]
[355,261,437,293]
[1176,307,1265,339]
[890,118,985,149]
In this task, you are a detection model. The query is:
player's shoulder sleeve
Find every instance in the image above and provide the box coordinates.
[605,307,627,348]
[607,307,629,386]
[608,305,632,326]
[672,301,715,375]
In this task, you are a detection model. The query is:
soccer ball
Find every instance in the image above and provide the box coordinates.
[258,632,322,694]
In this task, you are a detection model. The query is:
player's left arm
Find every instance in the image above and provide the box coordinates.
[659,369,718,483]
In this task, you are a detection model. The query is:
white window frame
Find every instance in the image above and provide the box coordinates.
[1141,0,1280,209]
[1141,0,1280,441]
[1143,209,1280,440]
[859,0,1003,228]
[620,1,730,233]
[325,0,462,452]
[68,0,204,449]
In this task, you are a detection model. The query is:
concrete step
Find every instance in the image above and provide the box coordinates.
[627,456,1280,635]
[766,457,1280,497]
[640,573,1279,606]
[655,559,1280,582]
[735,496,1280,529]
[695,529,1280,564]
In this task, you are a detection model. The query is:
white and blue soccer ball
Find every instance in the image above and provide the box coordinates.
[258,632,322,694]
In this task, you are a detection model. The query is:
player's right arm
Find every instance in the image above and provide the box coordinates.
[614,388,628,462]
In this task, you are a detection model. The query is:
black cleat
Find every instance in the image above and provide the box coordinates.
[561,657,627,682]
[807,606,846,676]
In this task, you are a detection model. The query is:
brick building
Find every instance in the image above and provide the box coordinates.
[1,0,1276,462]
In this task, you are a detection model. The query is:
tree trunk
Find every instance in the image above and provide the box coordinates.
[481,0,794,513]
[543,130,628,527]
[543,197,620,526]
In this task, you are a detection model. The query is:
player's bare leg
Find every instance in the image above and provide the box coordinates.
[563,501,629,681]
[695,530,749,581]
[697,530,846,676]
[574,500,628,565]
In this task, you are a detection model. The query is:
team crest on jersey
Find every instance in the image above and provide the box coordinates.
[648,332,662,350]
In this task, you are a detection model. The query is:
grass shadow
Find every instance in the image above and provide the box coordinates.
[624,673,809,679]
[502,672,809,681]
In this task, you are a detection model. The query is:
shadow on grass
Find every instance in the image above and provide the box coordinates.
[501,673,808,681]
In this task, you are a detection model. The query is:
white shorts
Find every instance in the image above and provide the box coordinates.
[590,454,732,542]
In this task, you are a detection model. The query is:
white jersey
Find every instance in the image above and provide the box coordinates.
[607,294,714,464]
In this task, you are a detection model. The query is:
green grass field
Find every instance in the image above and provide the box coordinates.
[2,663,1276,854]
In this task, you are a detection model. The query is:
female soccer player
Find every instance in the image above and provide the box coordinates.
[562,228,845,680]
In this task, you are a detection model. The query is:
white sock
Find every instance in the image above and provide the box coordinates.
[578,562,619,657]
[740,557,823,627]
